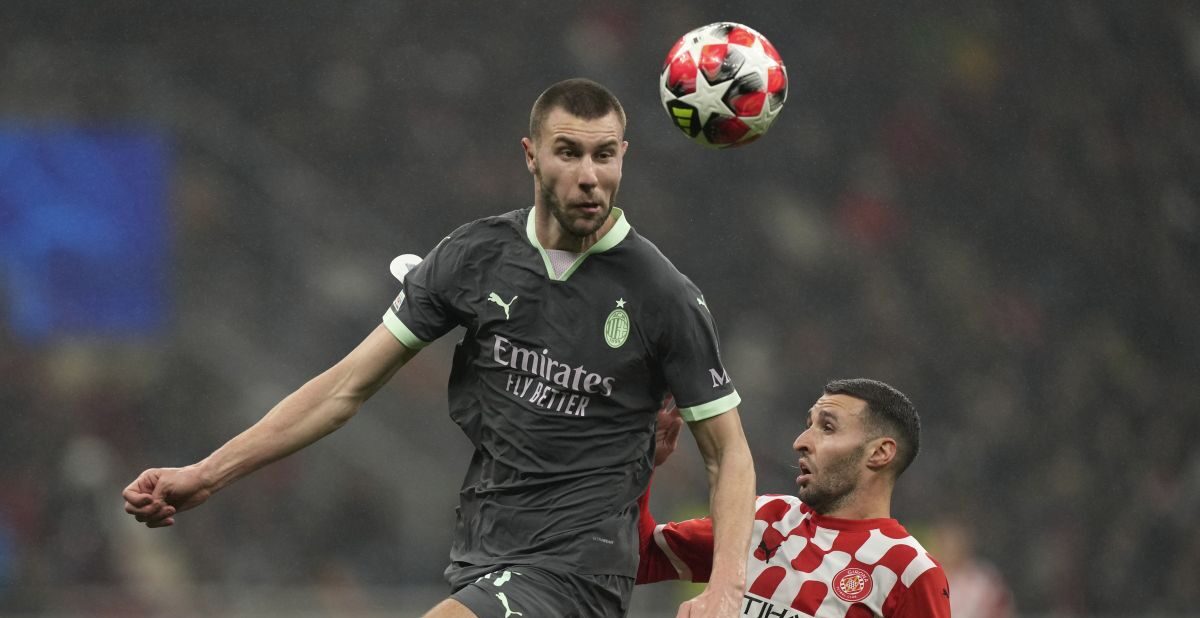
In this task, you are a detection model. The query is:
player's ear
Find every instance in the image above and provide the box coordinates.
[865,437,897,471]
[521,137,537,173]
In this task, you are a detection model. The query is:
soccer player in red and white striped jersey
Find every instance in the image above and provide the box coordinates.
[638,379,951,617]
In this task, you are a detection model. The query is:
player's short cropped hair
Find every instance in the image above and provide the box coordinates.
[824,378,921,477]
[529,78,627,142]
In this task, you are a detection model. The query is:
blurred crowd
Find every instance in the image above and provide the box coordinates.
[2,1,1198,616]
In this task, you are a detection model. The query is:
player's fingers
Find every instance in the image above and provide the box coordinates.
[138,509,176,527]
[124,496,166,515]
[127,502,175,521]
[127,469,161,492]
[123,470,165,507]
[675,599,694,618]
[122,490,153,507]
[146,516,175,529]
[666,413,683,437]
[125,502,153,517]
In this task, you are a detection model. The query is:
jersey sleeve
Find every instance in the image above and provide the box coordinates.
[635,483,715,584]
[655,277,740,422]
[381,228,469,349]
[891,566,952,618]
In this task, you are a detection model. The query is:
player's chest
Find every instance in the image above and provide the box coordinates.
[747,526,894,616]
[459,263,653,359]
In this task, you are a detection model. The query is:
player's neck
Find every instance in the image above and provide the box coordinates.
[533,204,616,252]
[818,481,893,520]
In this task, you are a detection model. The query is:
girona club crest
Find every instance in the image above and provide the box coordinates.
[832,566,873,602]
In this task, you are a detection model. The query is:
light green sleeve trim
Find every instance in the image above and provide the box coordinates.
[382,310,432,350]
[678,391,742,423]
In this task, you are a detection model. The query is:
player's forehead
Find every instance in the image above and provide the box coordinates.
[807,393,867,420]
[540,107,624,145]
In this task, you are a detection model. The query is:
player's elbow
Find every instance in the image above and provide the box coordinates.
[325,396,361,430]
[305,367,370,430]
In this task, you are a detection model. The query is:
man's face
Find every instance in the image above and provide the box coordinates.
[792,394,873,514]
[523,108,627,238]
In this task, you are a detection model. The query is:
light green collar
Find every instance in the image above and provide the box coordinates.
[525,206,631,281]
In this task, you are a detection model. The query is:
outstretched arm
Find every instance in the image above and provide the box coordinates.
[122,324,417,527]
[675,407,755,618]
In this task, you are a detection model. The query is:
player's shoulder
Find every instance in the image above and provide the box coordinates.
[753,494,812,525]
[621,230,681,274]
[434,208,527,256]
[884,522,945,586]
[755,493,803,509]
[448,208,526,241]
[619,230,703,297]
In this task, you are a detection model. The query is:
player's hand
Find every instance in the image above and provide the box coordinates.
[675,584,742,618]
[654,393,683,468]
[122,465,213,528]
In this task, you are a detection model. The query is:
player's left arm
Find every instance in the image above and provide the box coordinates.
[890,566,952,618]
[678,407,755,617]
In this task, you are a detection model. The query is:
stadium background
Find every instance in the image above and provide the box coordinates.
[2,1,1198,616]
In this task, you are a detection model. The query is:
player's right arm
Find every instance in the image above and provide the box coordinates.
[122,324,418,528]
[636,487,717,585]
[637,397,717,584]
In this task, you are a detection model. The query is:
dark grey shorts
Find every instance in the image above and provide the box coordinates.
[451,565,633,617]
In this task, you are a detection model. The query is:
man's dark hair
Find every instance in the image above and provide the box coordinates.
[824,378,921,476]
[529,78,626,142]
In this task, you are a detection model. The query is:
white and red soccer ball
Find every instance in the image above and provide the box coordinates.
[660,22,788,148]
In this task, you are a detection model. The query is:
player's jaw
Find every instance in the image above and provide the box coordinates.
[794,449,860,515]
[539,178,615,238]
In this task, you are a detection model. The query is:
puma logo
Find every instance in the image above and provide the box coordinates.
[495,592,523,617]
[488,293,518,319]
[757,539,780,560]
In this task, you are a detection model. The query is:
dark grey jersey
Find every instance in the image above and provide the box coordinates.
[383,207,739,584]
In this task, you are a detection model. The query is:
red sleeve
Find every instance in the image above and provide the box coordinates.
[635,483,715,584]
[890,567,952,618]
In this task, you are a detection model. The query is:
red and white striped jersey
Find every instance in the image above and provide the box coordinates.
[638,493,951,618]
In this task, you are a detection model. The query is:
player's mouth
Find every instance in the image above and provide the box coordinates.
[796,460,814,485]
[574,200,604,215]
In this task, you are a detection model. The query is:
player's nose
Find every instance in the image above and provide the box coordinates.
[793,428,813,453]
[578,157,599,188]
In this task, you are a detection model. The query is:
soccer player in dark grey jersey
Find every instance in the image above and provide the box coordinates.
[122,79,755,618]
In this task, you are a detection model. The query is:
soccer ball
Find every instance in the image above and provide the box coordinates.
[659,22,788,148]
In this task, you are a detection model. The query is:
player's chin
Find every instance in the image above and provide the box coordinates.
[567,210,608,235]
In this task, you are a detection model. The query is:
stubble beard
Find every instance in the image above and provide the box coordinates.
[536,169,614,239]
[797,449,862,515]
